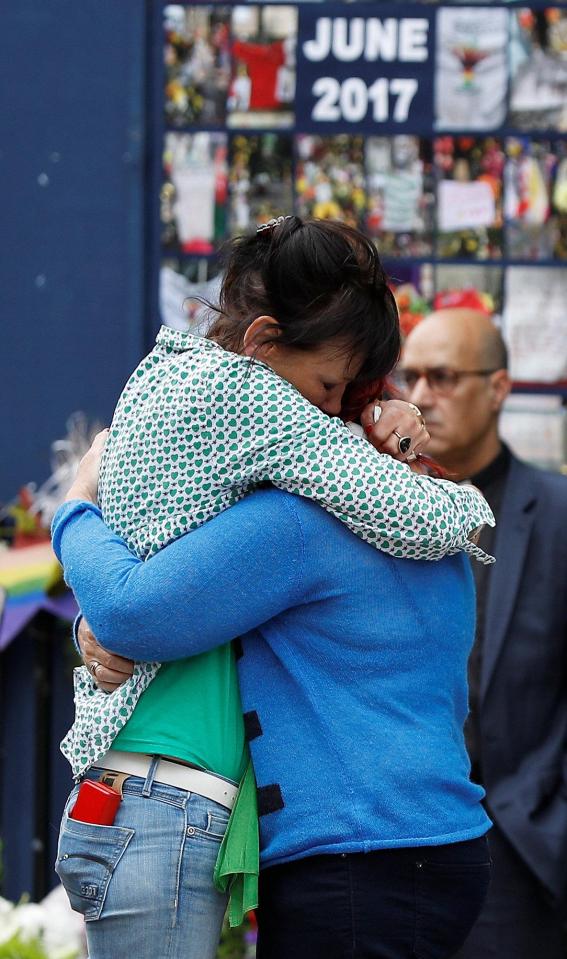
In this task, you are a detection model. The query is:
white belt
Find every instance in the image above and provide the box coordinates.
[94,750,238,810]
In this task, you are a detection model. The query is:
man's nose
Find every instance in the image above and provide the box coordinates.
[408,374,434,409]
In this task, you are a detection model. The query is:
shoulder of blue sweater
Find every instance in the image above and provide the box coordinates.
[232,488,357,561]
[242,487,346,531]
[240,490,404,581]
[236,490,473,602]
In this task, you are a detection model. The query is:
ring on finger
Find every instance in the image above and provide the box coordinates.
[88,660,101,677]
[407,402,426,427]
[393,430,412,455]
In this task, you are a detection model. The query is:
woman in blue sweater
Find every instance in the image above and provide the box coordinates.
[54,472,491,958]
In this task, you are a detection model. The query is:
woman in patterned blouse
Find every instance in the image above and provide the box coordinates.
[54,216,493,959]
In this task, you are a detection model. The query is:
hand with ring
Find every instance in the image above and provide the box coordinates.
[78,617,135,693]
[360,399,430,465]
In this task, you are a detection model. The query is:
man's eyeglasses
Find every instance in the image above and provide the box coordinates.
[392,367,499,396]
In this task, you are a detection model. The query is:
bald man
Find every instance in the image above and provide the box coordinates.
[397,309,567,958]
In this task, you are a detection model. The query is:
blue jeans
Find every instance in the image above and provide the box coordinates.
[55,760,230,959]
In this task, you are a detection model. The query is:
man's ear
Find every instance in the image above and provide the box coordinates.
[242,316,281,359]
[490,368,512,413]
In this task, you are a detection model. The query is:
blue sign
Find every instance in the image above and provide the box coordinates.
[296,4,435,134]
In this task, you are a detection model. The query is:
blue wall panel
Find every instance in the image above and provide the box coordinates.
[0,0,149,501]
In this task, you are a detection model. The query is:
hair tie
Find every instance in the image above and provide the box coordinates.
[256,215,294,235]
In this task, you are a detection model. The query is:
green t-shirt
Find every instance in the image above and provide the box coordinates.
[112,645,247,784]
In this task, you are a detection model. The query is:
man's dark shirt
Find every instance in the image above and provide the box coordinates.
[465,443,511,781]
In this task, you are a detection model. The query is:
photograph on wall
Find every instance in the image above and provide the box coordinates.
[434,264,504,315]
[164,5,232,128]
[434,136,505,259]
[228,6,297,129]
[295,134,366,226]
[505,137,567,260]
[434,6,509,130]
[160,258,223,333]
[161,132,228,254]
[509,9,567,131]
[229,133,293,234]
[503,266,567,382]
[366,136,434,257]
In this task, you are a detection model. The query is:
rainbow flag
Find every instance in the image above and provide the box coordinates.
[0,543,77,650]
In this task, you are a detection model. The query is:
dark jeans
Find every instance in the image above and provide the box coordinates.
[453,823,564,959]
[256,837,491,959]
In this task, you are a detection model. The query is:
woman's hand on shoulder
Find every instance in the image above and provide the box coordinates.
[360,400,430,466]
[65,428,109,505]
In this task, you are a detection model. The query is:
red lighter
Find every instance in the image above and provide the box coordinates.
[69,779,122,825]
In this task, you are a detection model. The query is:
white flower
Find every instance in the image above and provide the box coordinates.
[0,889,86,959]
[40,886,87,959]
[12,901,47,942]
[0,897,19,945]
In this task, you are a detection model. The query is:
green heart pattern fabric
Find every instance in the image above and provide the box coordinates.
[62,326,494,777]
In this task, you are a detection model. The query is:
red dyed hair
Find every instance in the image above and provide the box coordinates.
[341,379,446,478]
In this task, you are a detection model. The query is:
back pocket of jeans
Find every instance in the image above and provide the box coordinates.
[414,858,491,959]
[55,814,134,921]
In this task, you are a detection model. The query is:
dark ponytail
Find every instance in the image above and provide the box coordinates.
[207,216,401,385]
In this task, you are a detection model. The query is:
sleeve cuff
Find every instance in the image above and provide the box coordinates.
[51,500,103,563]
[72,613,83,654]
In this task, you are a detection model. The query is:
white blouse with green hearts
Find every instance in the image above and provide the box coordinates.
[62,326,494,777]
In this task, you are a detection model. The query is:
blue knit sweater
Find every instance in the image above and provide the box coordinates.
[53,490,490,867]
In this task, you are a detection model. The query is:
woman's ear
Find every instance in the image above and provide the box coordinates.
[242,316,281,359]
